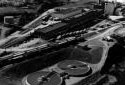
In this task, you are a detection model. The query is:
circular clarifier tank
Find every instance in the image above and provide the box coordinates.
[57,60,91,77]
[23,71,63,85]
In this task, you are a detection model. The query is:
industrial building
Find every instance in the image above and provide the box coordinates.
[0,0,125,85]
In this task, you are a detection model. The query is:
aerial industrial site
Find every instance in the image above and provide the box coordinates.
[0,0,125,85]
